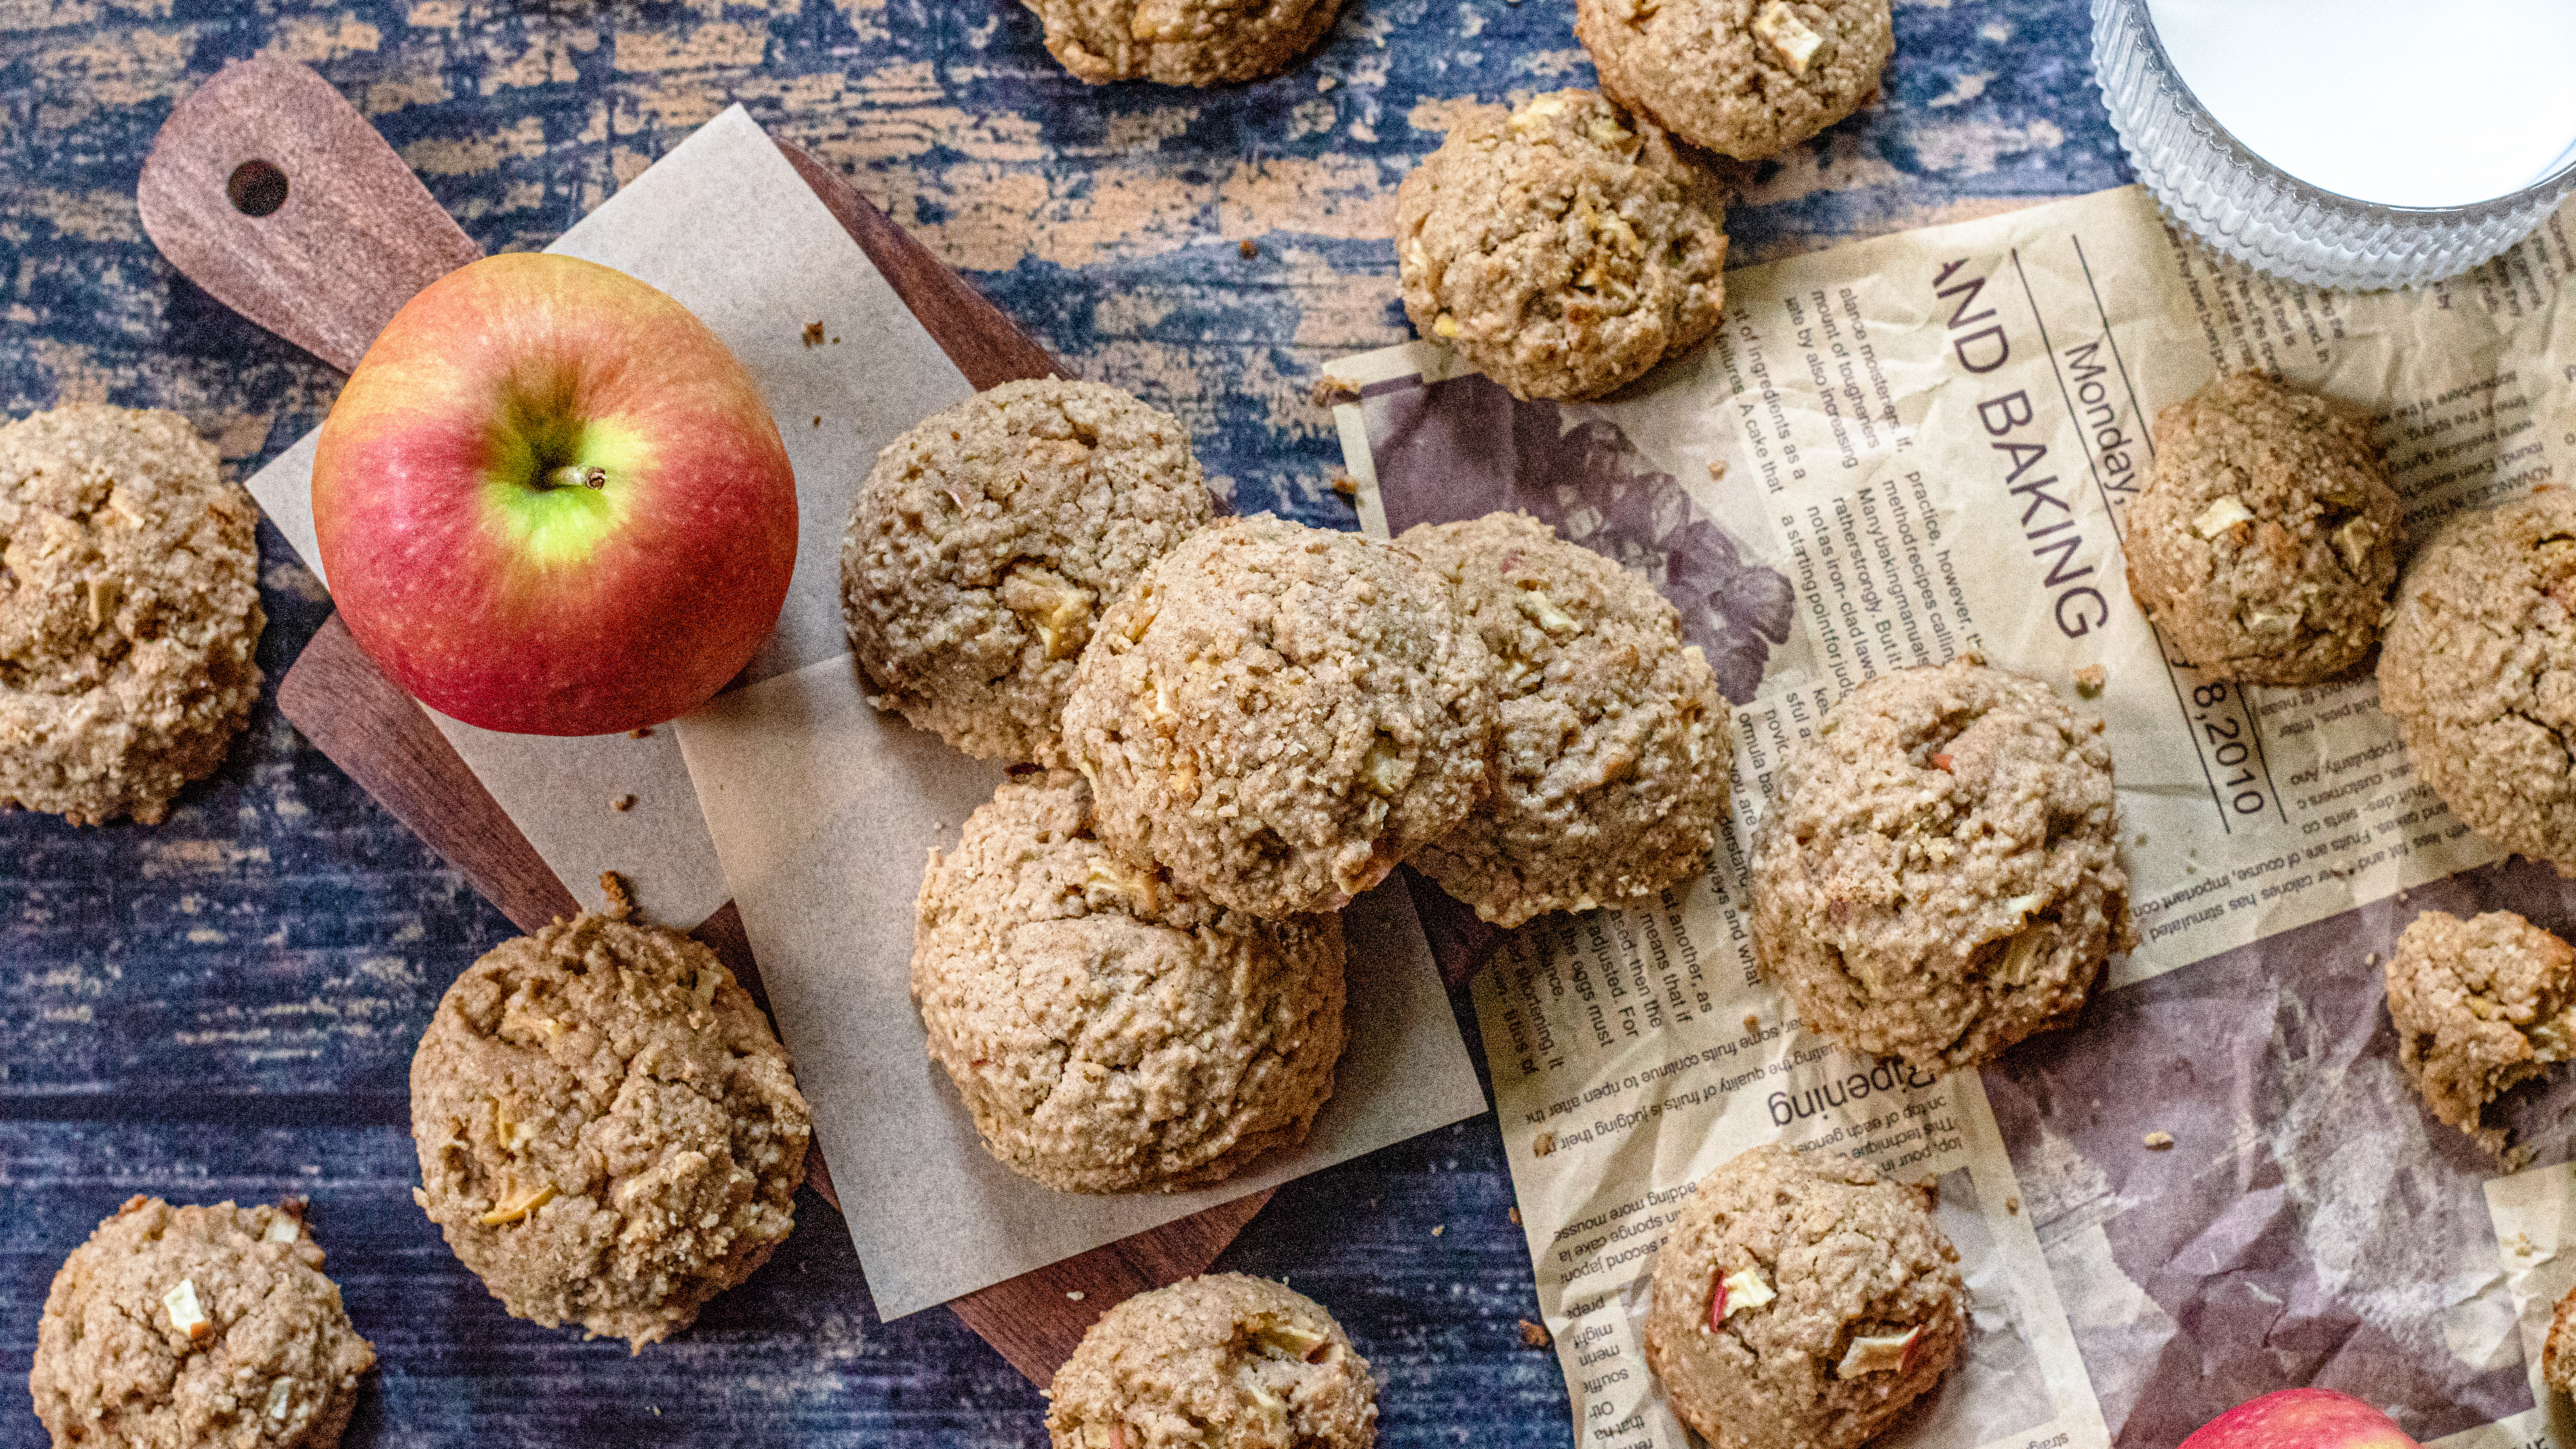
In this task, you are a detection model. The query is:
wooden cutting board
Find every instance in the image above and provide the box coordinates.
[135,56,1275,1387]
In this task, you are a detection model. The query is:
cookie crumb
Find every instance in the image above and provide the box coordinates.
[1708,459,1727,483]
[2144,1131,2175,1150]
[1239,238,1260,258]
[1533,1131,1556,1157]
[1067,1289,1088,1300]
[628,726,653,739]
[1431,1224,1446,1236]
[1330,472,1358,497]
[1519,1318,1551,1347]
[1507,1206,1522,1225]
[2006,1196,2020,1214]
[1311,374,1361,409]
[802,322,825,347]
[2365,951,2379,966]
[2514,1233,2536,1258]
[2135,833,2148,847]
[611,794,635,813]
[599,870,638,921]
[2074,664,2107,698]
[1743,1014,1760,1033]
[813,416,823,428]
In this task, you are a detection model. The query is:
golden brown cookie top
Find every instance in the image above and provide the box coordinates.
[1576,0,1892,160]
[1401,511,1732,925]
[1396,90,1728,402]
[1644,1145,1964,1449]
[1063,514,1498,919]
[2124,373,2399,685]
[2385,908,2576,1160]
[1021,0,1346,85]
[1046,1273,1378,1449]
[0,404,264,825]
[1750,658,2130,1070]
[844,379,1212,768]
[31,1196,377,1449]
[407,906,811,1349]
[913,771,1346,1193]
[2379,487,2576,873]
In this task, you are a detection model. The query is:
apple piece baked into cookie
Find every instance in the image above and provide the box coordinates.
[2123,372,2401,686]
[407,880,812,1350]
[0,404,264,826]
[1047,1274,1379,1449]
[31,1196,376,1449]
[2384,908,2576,1162]
[1750,657,2131,1071]
[1399,511,1732,927]
[1063,515,1498,920]
[1646,1145,1965,1449]
[844,378,1212,768]
[1395,89,1727,403]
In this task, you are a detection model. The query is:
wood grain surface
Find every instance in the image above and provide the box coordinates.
[0,0,2121,1443]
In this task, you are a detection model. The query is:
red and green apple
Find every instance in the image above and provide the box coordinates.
[312,252,797,736]
[2181,1389,2421,1449]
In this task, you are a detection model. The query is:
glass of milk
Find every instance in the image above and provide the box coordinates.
[2093,0,2576,289]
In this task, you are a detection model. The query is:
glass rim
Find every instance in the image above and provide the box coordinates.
[2126,0,2576,221]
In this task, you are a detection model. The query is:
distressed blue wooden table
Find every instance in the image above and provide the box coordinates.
[0,1,2121,1443]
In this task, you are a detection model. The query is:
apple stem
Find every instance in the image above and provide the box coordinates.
[549,464,608,490]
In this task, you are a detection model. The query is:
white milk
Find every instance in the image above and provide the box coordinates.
[2145,0,2576,208]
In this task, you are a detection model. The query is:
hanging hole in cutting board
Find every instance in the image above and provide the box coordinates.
[227,160,288,217]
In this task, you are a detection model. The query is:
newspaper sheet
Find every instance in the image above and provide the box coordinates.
[1327,183,2576,1449]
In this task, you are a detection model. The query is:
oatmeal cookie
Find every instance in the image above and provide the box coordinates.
[1577,0,1892,161]
[914,771,1347,1193]
[1400,512,1731,925]
[30,1196,376,1449]
[2124,373,2400,685]
[1750,658,2130,1071]
[2383,908,2576,1160]
[2546,1281,2576,1395]
[1,404,265,826]
[2379,488,2576,873]
[844,380,1212,767]
[1645,1145,1964,1449]
[1047,1274,1377,1449]
[1063,515,1497,919]
[1395,90,1728,402]
[1023,0,1343,85]
[408,896,812,1349]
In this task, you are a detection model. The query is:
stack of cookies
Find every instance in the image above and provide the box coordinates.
[844,379,1737,1200]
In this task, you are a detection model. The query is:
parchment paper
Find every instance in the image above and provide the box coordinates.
[677,653,1489,1318]
[239,104,1488,1314]
[242,104,975,924]
[1327,184,2576,1449]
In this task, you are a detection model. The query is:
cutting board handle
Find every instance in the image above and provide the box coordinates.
[138,58,480,373]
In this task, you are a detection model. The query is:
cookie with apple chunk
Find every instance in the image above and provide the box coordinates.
[843,379,1212,767]
[407,883,811,1350]
[31,1196,375,1449]
[0,405,264,826]
[1045,1274,1377,1449]
[1644,1144,1965,1449]
[2546,1279,2576,1394]
[2385,908,2576,1162]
